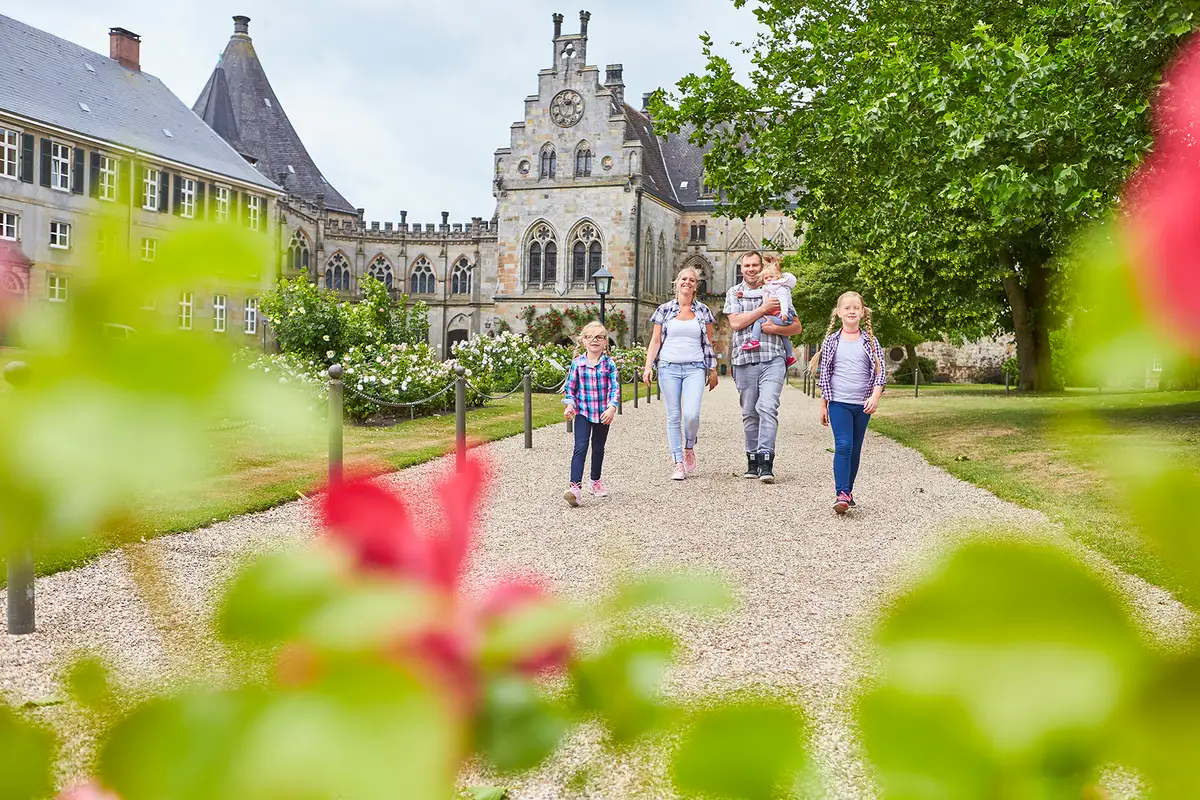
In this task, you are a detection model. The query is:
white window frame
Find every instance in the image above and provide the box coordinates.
[1152,356,1163,373]
[48,274,68,302]
[0,128,18,180]
[97,228,113,256]
[247,195,262,231]
[98,155,118,201]
[140,237,158,262]
[179,292,194,331]
[50,141,71,192]
[179,177,197,218]
[49,221,71,249]
[214,186,231,223]
[143,167,160,210]
[244,297,258,334]
[213,294,227,332]
[0,211,17,241]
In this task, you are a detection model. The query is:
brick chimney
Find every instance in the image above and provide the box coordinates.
[108,27,141,72]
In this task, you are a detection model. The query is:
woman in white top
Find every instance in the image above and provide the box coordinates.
[642,267,719,480]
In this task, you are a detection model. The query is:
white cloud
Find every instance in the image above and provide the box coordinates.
[11,1,758,222]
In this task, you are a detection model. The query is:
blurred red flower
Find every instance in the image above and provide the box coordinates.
[1126,35,1200,349]
[319,458,571,707]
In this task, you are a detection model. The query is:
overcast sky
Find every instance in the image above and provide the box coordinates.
[13,1,759,223]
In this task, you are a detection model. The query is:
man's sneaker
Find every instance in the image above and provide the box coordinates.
[671,462,687,481]
[740,339,762,352]
[589,479,609,497]
[744,453,760,478]
[683,449,698,475]
[834,492,851,514]
[786,355,798,367]
[565,484,582,507]
[758,452,776,483]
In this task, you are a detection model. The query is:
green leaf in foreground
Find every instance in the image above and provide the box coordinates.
[859,538,1150,797]
[671,700,808,800]
[475,675,569,773]
[572,633,677,744]
[609,573,734,616]
[0,701,55,800]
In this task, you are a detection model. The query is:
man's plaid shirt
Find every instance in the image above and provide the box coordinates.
[649,298,717,371]
[724,281,789,366]
[563,353,621,422]
[816,331,888,402]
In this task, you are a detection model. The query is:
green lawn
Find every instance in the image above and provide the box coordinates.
[870,386,1200,602]
[5,384,650,584]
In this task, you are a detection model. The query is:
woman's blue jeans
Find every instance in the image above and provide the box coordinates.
[658,361,706,463]
[827,400,871,495]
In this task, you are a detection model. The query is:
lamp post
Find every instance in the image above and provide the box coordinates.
[592,265,613,333]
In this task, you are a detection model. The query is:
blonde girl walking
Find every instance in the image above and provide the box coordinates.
[811,292,887,514]
[562,321,621,507]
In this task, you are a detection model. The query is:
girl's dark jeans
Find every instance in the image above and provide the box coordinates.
[571,415,610,484]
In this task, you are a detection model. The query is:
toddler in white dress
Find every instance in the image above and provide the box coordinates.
[740,261,797,366]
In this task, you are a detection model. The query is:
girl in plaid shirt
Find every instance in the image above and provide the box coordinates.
[562,321,620,507]
[808,291,887,514]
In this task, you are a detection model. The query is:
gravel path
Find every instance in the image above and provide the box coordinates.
[1,382,1192,797]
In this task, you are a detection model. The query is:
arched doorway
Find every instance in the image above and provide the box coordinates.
[447,329,469,354]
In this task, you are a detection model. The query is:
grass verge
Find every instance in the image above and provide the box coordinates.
[869,386,1200,603]
[4,384,651,585]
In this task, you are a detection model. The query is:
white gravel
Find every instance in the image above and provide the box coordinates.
[2,382,1192,797]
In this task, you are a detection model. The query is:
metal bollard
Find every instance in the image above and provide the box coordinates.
[656,380,661,401]
[634,373,640,408]
[1005,373,1010,396]
[328,365,344,485]
[523,368,533,449]
[4,361,35,635]
[617,376,624,415]
[914,361,920,398]
[455,365,466,472]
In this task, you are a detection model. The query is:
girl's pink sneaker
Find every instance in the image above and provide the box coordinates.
[741,339,762,352]
[589,479,609,497]
[565,484,582,507]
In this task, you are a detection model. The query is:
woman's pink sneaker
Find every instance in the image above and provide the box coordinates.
[670,462,687,481]
[589,479,609,497]
[683,449,698,475]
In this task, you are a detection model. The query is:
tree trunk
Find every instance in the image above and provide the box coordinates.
[1001,250,1054,392]
[905,343,919,382]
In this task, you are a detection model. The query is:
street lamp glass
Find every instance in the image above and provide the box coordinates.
[592,265,613,297]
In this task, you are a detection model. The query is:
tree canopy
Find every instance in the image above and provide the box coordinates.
[653,0,1199,389]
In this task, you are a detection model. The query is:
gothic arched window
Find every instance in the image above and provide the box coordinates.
[324,252,350,291]
[287,230,310,272]
[368,254,393,290]
[643,226,655,293]
[539,146,556,179]
[569,222,602,287]
[657,233,667,295]
[409,256,435,295]
[526,223,557,288]
[451,257,472,295]
[575,143,592,177]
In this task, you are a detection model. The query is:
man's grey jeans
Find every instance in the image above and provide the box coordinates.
[733,356,786,455]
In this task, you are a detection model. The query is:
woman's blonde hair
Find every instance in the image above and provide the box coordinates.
[577,320,609,354]
[805,291,883,377]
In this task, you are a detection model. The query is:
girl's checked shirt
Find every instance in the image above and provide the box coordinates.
[563,353,621,423]
[816,330,888,403]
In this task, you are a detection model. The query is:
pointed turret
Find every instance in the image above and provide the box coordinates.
[194,15,356,214]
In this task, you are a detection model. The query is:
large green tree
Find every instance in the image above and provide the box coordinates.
[654,0,1198,389]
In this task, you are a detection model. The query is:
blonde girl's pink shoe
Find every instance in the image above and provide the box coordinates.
[565,484,582,506]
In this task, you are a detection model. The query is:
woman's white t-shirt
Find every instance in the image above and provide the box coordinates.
[659,317,705,364]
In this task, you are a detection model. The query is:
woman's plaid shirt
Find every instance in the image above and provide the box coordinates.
[816,331,888,402]
[649,299,717,370]
[563,354,621,422]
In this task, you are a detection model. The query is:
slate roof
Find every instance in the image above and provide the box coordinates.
[194,18,356,214]
[0,13,277,192]
[622,106,716,212]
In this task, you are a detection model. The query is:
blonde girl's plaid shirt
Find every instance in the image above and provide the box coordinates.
[649,299,717,370]
[563,354,621,422]
[816,331,888,402]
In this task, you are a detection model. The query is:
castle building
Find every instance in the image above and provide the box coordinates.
[0,14,282,342]
[195,12,803,359]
